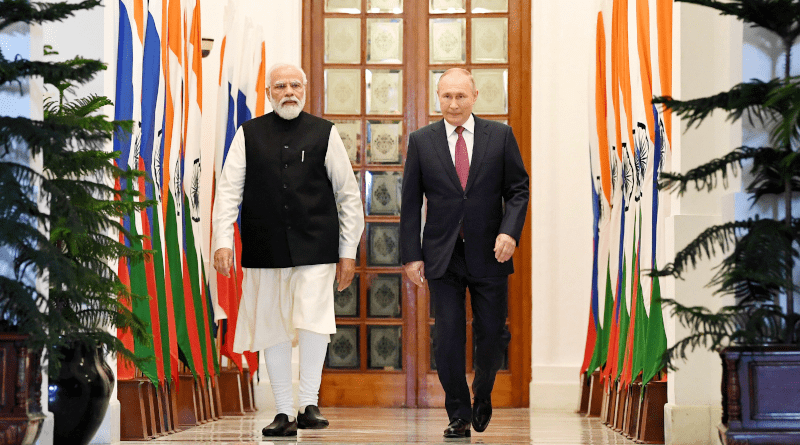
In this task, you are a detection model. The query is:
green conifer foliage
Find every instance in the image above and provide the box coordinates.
[0,0,151,375]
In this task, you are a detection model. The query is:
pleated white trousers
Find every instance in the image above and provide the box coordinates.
[232,263,336,354]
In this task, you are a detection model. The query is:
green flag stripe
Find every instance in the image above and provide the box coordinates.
[632,209,649,382]
[643,267,667,386]
[600,263,614,366]
[201,262,221,375]
[183,195,210,379]
[128,209,158,384]
[165,192,195,374]
[585,262,616,378]
[586,323,604,377]
[150,206,173,383]
[631,278,649,379]
[616,254,629,381]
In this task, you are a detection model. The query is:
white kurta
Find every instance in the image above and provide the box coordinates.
[212,121,364,352]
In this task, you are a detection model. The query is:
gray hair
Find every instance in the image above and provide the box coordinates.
[437,68,476,93]
[266,63,308,87]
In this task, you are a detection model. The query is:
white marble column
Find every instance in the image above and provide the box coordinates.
[529,0,597,411]
[664,4,742,445]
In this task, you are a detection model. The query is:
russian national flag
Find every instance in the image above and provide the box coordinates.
[114,0,161,384]
[211,4,261,374]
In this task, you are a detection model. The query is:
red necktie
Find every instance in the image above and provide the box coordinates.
[455,126,469,190]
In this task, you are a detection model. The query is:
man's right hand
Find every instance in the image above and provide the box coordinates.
[404,261,426,287]
[214,248,234,278]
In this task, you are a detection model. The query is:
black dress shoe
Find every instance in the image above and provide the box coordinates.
[262,414,298,436]
[444,418,471,438]
[297,405,329,429]
[472,398,492,432]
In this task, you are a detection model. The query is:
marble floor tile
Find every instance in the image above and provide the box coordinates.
[120,408,642,444]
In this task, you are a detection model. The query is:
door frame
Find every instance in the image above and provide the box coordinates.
[302,0,531,408]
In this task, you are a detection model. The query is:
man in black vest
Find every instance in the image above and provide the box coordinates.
[400,68,529,438]
[212,63,364,437]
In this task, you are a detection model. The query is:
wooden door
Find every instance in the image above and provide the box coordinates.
[302,0,531,408]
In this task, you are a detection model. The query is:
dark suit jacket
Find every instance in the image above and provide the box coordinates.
[400,115,530,279]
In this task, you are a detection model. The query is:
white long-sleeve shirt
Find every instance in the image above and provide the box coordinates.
[444,114,475,165]
[212,123,364,262]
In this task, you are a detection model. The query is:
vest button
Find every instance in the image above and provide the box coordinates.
[284,164,288,169]
[284,205,289,209]
[283,184,288,189]
[463,195,467,200]
[284,145,289,148]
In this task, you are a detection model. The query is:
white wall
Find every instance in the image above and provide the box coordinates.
[41,4,105,97]
[529,0,599,410]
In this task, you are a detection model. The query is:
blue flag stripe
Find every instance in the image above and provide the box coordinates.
[141,12,161,230]
[113,1,134,252]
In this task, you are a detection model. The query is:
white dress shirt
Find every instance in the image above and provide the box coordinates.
[443,114,475,165]
[211,123,364,261]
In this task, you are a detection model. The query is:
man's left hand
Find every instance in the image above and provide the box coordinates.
[494,233,516,263]
[336,258,356,291]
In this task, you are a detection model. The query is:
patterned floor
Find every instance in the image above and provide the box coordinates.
[120,408,642,444]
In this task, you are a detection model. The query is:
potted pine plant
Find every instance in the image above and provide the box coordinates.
[653,1,800,443]
[0,1,150,444]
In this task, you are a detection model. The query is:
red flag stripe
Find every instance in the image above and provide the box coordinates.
[114,171,136,380]
[182,252,206,377]
[580,308,597,375]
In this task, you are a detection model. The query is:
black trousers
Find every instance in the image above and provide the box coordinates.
[428,237,511,422]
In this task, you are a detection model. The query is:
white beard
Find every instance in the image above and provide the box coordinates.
[270,95,305,120]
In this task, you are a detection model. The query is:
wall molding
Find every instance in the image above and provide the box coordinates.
[530,365,581,411]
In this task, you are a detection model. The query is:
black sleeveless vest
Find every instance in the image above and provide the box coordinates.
[239,111,339,268]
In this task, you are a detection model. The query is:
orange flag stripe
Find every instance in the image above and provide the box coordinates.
[162,0,181,387]
[611,0,622,158]
[618,0,634,159]
[134,0,145,43]
[191,3,203,111]
[637,0,656,143]
[218,37,227,86]
[596,11,612,204]
[256,42,266,117]
[657,0,673,147]
[183,14,190,150]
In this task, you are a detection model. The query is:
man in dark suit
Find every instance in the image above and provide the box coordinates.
[400,68,529,439]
